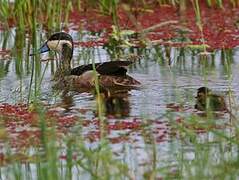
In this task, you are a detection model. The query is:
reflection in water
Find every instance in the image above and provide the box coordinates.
[0,60,10,79]
[60,92,75,112]
[98,88,130,118]
[57,84,131,117]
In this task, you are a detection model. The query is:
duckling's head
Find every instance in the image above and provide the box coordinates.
[196,87,211,98]
[36,32,73,60]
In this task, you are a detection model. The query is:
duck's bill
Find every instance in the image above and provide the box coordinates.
[30,43,50,56]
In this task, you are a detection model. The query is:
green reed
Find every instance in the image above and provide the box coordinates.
[190,0,208,54]
[99,0,119,29]
[0,0,73,31]
[216,0,223,8]
[91,54,106,139]
[206,0,224,7]
[0,0,10,30]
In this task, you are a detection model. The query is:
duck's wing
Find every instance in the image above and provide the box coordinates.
[96,61,133,75]
[71,61,133,76]
[70,63,101,76]
[99,74,141,88]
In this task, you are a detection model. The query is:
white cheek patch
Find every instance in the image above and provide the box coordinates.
[47,40,72,52]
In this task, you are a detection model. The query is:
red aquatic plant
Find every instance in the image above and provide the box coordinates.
[68,1,239,49]
[0,103,77,150]
[0,102,232,164]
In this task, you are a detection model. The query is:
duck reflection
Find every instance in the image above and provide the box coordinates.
[51,91,75,113]
[60,92,75,112]
[97,88,130,118]
[56,86,131,118]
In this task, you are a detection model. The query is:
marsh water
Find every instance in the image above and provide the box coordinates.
[1,29,239,178]
[1,31,238,114]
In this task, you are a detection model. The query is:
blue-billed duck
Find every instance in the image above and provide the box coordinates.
[195,87,227,111]
[31,32,140,90]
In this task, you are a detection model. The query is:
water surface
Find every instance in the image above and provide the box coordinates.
[0,29,238,178]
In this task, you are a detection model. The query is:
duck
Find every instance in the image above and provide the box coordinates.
[31,32,140,91]
[195,87,227,111]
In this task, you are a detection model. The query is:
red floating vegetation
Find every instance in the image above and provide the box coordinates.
[107,119,141,130]
[0,103,215,148]
[69,10,112,32]
[0,103,143,149]
[174,116,228,135]
[74,39,107,47]
[0,102,231,159]
[0,49,11,56]
[0,103,77,149]
[69,1,239,49]
[108,136,129,144]
[85,130,101,142]
[84,118,141,142]
[59,154,77,160]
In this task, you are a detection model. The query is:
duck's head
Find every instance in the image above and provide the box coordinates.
[34,32,73,60]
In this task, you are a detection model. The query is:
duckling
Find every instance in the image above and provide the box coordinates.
[195,87,227,111]
[31,32,140,91]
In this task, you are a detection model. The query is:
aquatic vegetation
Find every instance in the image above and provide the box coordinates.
[0,103,77,147]
[1,0,239,179]
[0,0,73,31]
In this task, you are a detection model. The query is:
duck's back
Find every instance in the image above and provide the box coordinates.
[70,61,133,76]
[63,61,141,91]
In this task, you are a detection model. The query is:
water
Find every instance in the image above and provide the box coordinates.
[0,29,239,178]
